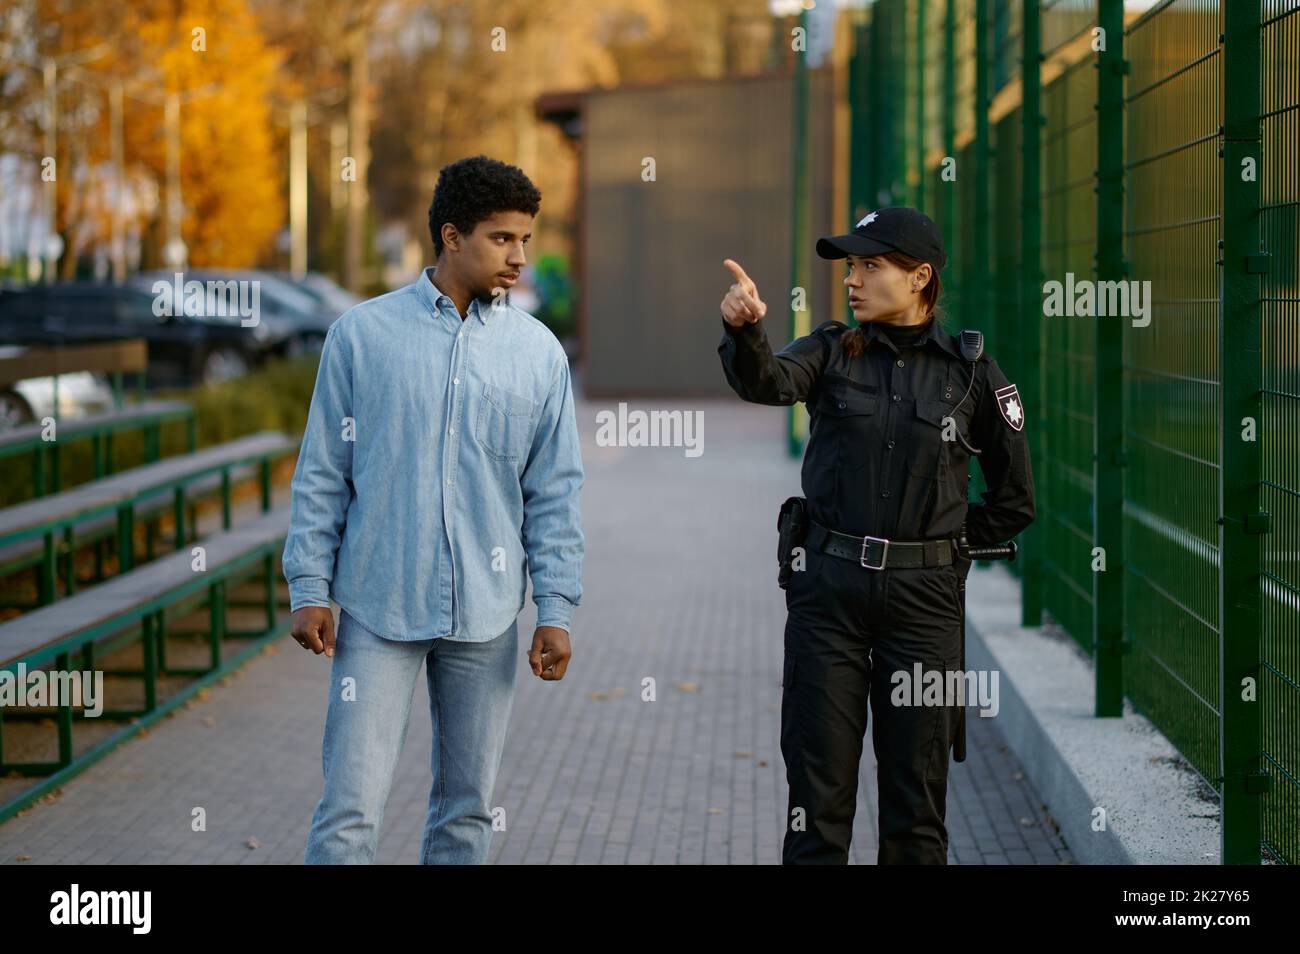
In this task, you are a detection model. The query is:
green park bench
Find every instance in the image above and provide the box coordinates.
[0,340,196,498]
[0,431,298,607]
[0,505,293,823]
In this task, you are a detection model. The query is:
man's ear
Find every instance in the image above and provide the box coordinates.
[440,222,460,253]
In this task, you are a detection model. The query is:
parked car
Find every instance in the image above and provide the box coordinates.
[141,269,339,357]
[0,281,280,388]
[0,344,116,429]
[273,271,361,318]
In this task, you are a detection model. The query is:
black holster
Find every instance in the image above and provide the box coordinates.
[776,496,810,590]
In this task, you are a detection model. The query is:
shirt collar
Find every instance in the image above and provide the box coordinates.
[418,265,500,325]
[861,315,963,361]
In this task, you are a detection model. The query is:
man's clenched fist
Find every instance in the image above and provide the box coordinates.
[291,606,336,657]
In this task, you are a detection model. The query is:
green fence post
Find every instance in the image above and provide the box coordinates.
[849,20,871,241]
[894,0,908,201]
[973,0,991,329]
[941,0,957,277]
[1020,0,1044,628]
[1220,0,1266,866]
[1094,0,1126,719]
[914,0,926,212]
[787,3,810,459]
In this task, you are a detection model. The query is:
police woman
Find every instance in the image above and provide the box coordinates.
[717,206,1035,864]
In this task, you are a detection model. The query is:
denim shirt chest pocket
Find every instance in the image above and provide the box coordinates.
[476,381,539,461]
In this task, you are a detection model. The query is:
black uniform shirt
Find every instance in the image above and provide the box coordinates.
[717,315,1036,546]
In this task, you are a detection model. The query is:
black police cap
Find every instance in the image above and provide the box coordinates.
[816,206,947,272]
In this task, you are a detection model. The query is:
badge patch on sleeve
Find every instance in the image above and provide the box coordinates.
[995,383,1024,431]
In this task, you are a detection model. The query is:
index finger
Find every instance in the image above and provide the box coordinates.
[723,259,756,293]
[299,621,324,653]
[321,614,336,657]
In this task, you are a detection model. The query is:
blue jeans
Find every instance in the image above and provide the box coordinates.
[305,608,519,864]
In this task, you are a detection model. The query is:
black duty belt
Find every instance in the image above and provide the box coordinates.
[806,521,957,570]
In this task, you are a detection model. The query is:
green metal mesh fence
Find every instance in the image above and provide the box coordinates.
[1122,0,1224,817]
[1260,0,1300,866]
[848,0,1299,863]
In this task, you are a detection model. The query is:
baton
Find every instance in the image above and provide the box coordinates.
[954,539,1017,763]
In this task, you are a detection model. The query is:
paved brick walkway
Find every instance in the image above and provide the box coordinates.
[0,399,1072,864]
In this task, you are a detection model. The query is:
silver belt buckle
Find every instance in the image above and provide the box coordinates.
[860,535,890,570]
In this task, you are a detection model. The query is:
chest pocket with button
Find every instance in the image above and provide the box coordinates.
[476,382,539,461]
[812,375,879,472]
[906,398,956,481]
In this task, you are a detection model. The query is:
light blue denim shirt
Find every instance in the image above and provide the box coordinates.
[281,265,584,642]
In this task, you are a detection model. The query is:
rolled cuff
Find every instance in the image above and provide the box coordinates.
[288,576,332,612]
[534,595,575,633]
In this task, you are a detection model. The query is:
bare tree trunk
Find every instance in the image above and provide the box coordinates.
[344,12,372,293]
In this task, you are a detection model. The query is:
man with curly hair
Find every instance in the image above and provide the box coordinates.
[284,155,585,864]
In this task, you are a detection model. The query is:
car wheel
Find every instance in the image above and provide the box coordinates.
[0,390,35,430]
[201,348,250,384]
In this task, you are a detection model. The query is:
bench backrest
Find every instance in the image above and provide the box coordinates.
[0,340,148,387]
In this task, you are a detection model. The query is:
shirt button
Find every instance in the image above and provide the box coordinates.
[453,377,459,385]
[446,478,452,485]
[887,440,896,449]
[896,359,904,367]
[449,426,455,434]
[838,401,846,409]
[892,394,900,402]
[881,490,891,498]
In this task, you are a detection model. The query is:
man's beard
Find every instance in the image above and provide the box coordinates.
[474,283,509,306]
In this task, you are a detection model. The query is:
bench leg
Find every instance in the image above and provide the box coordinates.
[31,444,45,498]
[173,487,186,550]
[39,532,56,606]
[56,651,74,768]
[264,554,277,630]
[208,580,227,670]
[154,607,167,674]
[144,422,160,463]
[142,613,157,713]
[221,467,231,530]
[116,507,134,573]
[62,526,76,596]
[50,441,61,494]
[260,458,272,511]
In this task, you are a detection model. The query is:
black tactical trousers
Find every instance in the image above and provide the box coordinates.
[780,544,965,864]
